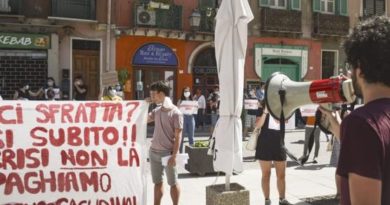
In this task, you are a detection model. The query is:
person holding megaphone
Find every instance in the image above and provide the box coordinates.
[318,17,390,205]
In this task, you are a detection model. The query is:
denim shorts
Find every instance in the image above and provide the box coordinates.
[149,149,178,186]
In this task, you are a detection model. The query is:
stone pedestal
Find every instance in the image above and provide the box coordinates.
[185,145,215,176]
[206,183,250,205]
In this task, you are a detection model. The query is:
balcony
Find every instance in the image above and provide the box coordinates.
[134,4,182,30]
[0,0,22,16]
[260,7,302,33]
[52,0,96,20]
[313,13,349,36]
[198,7,216,33]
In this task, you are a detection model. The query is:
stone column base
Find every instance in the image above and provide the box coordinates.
[206,183,249,205]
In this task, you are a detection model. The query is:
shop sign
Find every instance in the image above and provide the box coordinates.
[133,43,178,66]
[0,33,50,49]
[193,67,217,74]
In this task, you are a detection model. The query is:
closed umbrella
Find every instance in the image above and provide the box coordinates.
[212,0,253,190]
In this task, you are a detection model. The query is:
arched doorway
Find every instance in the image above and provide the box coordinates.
[262,57,300,81]
[192,47,218,97]
[131,43,178,101]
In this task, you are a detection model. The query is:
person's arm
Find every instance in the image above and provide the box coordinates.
[29,88,43,97]
[145,97,154,123]
[253,107,268,130]
[13,91,19,100]
[147,112,154,123]
[318,106,341,139]
[74,84,86,94]
[168,128,182,167]
[348,173,382,205]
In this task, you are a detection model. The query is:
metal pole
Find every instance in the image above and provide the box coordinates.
[225,174,230,191]
[106,0,112,72]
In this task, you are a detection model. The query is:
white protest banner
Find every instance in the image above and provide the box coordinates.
[179,100,198,115]
[268,114,296,130]
[244,99,258,110]
[300,104,319,117]
[0,101,149,205]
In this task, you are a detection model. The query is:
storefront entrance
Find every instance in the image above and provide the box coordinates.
[262,58,300,81]
[133,68,175,100]
[131,43,178,101]
[192,47,218,97]
[72,39,100,100]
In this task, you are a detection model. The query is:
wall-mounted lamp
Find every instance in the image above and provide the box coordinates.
[114,29,121,36]
[186,9,201,40]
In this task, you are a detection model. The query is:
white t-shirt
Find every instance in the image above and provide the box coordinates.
[196,95,206,109]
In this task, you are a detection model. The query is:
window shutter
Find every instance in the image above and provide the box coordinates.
[313,0,321,12]
[339,0,348,16]
[260,0,269,6]
[335,0,340,14]
[376,0,385,15]
[293,0,301,10]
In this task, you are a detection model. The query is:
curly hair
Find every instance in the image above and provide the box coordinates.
[343,16,390,86]
[150,81,170,96]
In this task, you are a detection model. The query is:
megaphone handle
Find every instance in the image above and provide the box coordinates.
[278,89,303,165]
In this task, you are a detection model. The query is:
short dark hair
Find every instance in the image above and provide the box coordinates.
[150,81,170,96]
[343,16,390,86]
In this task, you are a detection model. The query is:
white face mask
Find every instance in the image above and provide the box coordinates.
[109,90,117,96]
[184,91,191,98]
[24,85,29,90]
[47,81,54,87]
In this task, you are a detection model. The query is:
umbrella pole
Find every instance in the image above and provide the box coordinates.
[225,174,231,191]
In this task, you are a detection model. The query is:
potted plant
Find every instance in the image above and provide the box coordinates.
[185,141,215,176]
[117,68,131,92]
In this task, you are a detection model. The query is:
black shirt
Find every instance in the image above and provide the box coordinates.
[74,85,87,101]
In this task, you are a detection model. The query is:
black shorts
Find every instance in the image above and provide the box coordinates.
[255,129,286,161]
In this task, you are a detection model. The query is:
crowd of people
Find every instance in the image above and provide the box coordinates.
[0,75,124,102]
[145,17,390,205]
[1,16,389,205]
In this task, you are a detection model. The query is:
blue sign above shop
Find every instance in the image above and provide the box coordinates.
[132,43,178,66]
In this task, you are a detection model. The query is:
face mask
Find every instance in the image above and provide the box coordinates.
[215,91,219,95]
[24,85,29,90]
[184,91,191,98]
[109,90,117,96]
[47,81,54,87]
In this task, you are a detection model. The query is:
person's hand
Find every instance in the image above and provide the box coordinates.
[144,97,152,103]
[318,106,341,138]
[168,155,176,167]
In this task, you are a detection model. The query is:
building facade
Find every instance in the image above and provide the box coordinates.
[0,0,117,100]
[115,0,355,101]
[1,0,387,101]
[115,0,217,101]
